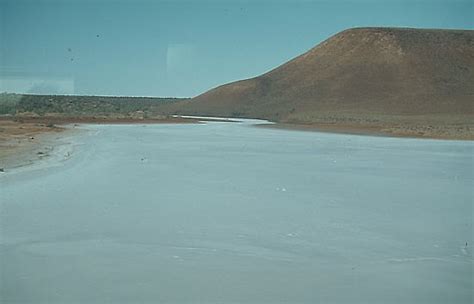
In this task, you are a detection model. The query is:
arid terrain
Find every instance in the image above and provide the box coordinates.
[0,93,188,119]
[169,27,474,139]
[1,27,473,169]
[0,119,65,170]
[0,116,197,171]
[0,94,197,169]
[3,119,472,303]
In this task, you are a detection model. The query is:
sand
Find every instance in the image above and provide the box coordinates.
[1,114,472,173]
[259,121,474,140]
[0,116,199,172]
[0,120,68,171]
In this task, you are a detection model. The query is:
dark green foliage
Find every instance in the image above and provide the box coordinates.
[0,93,188,117]
[0,93,22,115]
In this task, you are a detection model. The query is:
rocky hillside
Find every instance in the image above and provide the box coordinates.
[174,27,474,138]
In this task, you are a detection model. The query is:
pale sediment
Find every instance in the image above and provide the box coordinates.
[0,116,199,173]
[0,120,78,173]
[259,120,474,140]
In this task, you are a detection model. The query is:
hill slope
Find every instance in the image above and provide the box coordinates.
[177,27,474,138]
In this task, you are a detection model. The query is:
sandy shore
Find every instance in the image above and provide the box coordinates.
[11,116,200,125]
[0,116,200,173]
[0,120,77,172]
[1,115,472,173]
[259,121,474,140]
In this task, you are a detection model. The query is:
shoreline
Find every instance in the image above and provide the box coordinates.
[0,124,81,174]
[0,116,200,174]
[258,122,474,141]
[1,115,472,174]
[3,116,200,125]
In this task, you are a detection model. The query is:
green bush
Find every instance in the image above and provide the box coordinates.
[5,94,188,117]
[0,93,22,115]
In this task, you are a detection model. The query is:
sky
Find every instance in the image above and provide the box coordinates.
[0,0,472,97]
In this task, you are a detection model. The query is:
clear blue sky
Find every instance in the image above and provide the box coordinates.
[1,0,472,97]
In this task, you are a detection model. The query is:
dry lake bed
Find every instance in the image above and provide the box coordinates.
[1,119,473,303]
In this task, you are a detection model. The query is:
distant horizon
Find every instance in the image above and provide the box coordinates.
[1,0,473,97]
[0,91,191,99]
[3,25,473,99]
[2,25,473,99]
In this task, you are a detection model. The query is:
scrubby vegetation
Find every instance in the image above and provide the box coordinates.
[0,93,22,115]
[0,93,187,118]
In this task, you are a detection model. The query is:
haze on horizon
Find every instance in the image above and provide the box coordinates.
[1,0,472,97]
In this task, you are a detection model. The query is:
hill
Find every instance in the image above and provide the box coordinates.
[175,27,474,138]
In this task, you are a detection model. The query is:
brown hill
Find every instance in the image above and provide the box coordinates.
[174,27,474,138]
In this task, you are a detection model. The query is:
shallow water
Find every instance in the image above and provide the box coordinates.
[1,120,473,303]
